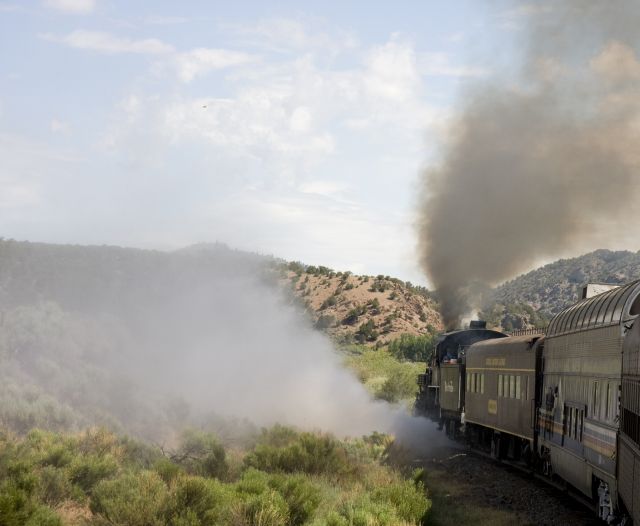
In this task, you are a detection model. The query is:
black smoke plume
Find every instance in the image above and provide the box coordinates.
[418,1,640,329]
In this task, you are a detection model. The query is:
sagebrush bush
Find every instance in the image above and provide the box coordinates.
[173,429,228,480]
[37,466,72,505]
[372,479,430,523]
[68,453,119,493]
[164,475,235,526]
[268,473,321,526]
[90,470,167,526]
[244,432,355,476]
[238,489,289,526]
[375,367,419,404]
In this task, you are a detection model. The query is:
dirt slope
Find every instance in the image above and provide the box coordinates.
[283,268,442,345]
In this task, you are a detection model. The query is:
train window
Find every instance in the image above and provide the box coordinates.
[593,382,600,419]
[516,376,521,400]
[563,406,584,441]
[631,293,640,316]
[509,375,516,398]
[605,383,611,420]
[498,374,503,397]
[504,375,509,398]
[480,373,485,394]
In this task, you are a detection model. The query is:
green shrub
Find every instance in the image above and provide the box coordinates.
[320,295,337,310]
[24,506,63,526]
[388,333,435,362]
[244,433,354,476]
[173,430,228,480]
[356,320,378,343]
[375,367,420,404]
[164,475,235,526]
[68,453,119,493]
[90,471,167,526]
[372,479,430,523]
[0,480,62,526]
[255,425,299,448]
[41,445,73,469]
[119,436,163,470]
[268,474,321,526]
[315,315,336,329]
[239,490,289,526]
[37,466,71,505]
[154,457,183,484]
[342,305,366,325]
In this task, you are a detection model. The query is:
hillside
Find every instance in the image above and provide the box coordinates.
[481,249,640,330]
[281,263,443,346]
[494,250,640,314]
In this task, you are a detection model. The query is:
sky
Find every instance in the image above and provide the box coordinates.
[0,0,527,284]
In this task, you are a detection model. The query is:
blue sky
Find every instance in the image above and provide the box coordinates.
[0,0,525,283]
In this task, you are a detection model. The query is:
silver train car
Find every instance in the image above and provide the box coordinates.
[620,290,640,524]
[538,280,640,520]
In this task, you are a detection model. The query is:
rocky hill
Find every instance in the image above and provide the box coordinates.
[282,263,443,345]
[482,249,640,330]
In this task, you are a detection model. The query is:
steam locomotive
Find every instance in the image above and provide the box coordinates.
[415,280,640,524]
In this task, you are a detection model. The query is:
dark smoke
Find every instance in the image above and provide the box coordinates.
[418,1,640,329]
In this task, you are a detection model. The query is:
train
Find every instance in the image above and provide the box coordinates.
[414,279,640,524]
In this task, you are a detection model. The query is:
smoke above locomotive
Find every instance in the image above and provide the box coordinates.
[417,1,640,329]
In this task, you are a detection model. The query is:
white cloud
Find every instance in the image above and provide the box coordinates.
[41,30,174,54]
[299,180,347,197]
[364,38,420,102]
[0,178,41,208]
[228,17,358,56]
[50,118,70,133]
[175,48,255,82]
[43,0,95,14]
[420,52,487,77]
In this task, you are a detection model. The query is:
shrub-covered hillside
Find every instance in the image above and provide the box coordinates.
[282,263,443,346]
[478,249,640,331]
[0,425,430,526]
[490,250,640,316]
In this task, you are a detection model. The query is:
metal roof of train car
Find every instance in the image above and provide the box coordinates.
[469,333,543,354]
[547,279,640,337]
[435,328,507,360]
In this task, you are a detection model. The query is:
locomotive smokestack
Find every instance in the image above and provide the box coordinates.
[417,0,640,329]
[469,320,486,330]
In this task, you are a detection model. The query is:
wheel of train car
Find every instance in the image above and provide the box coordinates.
[597,480,613,523]
[490,432,500,459]
[521,442,532,467]
[540,447,552,477]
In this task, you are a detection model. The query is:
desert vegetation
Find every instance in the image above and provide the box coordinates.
[0,425,430,526]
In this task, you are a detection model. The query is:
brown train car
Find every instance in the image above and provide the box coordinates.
[464,334,543,460]
[620,296,640,524]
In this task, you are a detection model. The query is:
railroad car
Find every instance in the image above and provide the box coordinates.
[537,280,640,520]
[415,321,506,436]
[464,334,543,462]
[620,295,640,524]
